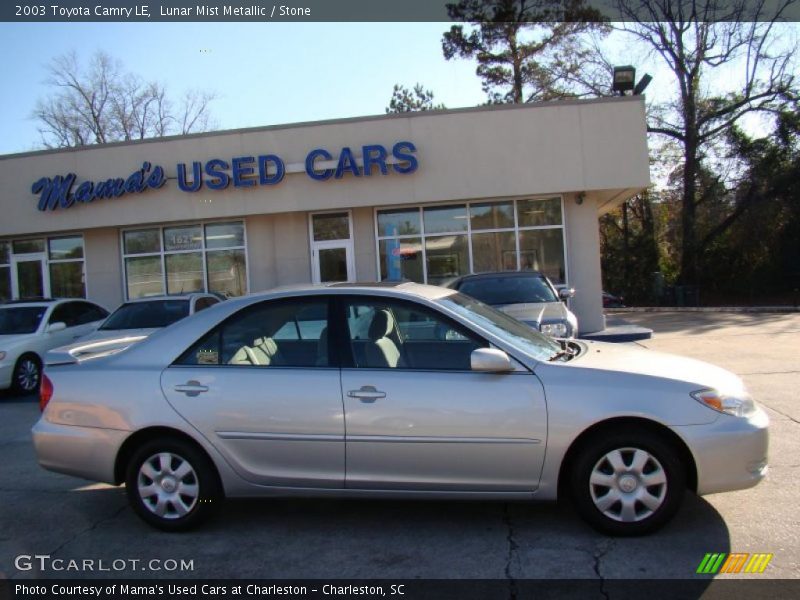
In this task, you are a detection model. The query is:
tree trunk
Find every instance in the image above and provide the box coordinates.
[680,98,699,286]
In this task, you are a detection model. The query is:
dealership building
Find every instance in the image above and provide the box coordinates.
[0,96,649,334]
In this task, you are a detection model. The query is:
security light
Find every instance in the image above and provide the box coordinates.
[613,66,636,95]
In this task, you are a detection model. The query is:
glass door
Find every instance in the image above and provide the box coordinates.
[310,212,355,284]
[11,254,49,299]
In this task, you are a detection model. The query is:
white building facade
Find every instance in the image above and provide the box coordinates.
[0,97,650,333]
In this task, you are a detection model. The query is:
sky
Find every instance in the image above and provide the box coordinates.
[0,21,796,157]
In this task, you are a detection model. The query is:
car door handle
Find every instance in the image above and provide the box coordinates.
[174,381,209,397]
[347,386,386,403]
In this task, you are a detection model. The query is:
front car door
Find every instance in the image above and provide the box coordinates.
[338,295,547,492]
[161,296,345,488]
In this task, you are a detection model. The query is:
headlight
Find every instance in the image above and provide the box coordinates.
[0,351,6,361]
[540,322,569,338]
[691,389,756,418]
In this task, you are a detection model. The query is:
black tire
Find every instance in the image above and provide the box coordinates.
[570,430,685,536]
[125,437,223,531]
[11,354,41,395]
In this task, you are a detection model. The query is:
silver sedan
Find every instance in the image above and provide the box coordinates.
[32,283,768,535]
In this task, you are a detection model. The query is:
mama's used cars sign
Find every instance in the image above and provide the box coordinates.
[31,142,418,212]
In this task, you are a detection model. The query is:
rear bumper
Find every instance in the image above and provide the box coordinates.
[674,406,769,495]
[32,418,129,484]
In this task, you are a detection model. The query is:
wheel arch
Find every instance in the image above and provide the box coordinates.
[114,426,222,488]
[557,416,698,499]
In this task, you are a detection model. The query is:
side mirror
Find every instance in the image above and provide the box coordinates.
[47,322,67,333]
[559,287,575,300]
[471,348,515,373]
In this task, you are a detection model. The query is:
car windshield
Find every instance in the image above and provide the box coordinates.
[438,293,561,362]
[0,306,47,335]
[100,300,191,330]
[457,275,558,305]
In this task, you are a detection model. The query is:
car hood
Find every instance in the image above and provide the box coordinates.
[46,329,158,365]
[79,328,159,343]
[566,340,745,395]
[495,302,567,323]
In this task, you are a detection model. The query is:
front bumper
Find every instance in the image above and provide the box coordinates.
[674,406,769,495]
[0,362,14,390]
[32,417,129,484]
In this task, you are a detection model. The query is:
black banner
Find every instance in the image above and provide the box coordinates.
[2,1,799,23]
[2,579,800,600]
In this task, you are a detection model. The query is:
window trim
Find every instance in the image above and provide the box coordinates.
[338,294,490,372]
[373,196,569,286]
[119,219,249,301]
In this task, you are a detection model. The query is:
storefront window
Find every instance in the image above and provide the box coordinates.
[378,238,423,283]
[48,236,84,260]
[0,266,9,301]
[311,212,351,242]
[165,253,204,294]
[425,235,469,285]
[376,196,566,284]
[49,262,85,298]
[13,239,45,254]
[207,249,247,297]
[123,221,247,299]
[519,229,566,283]
[124,229,161,254]
[423,205,468,234]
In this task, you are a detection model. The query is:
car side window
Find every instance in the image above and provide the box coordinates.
[194,297,218,312]
[176,298,330,368]
[343,298,485,370]
[49,302,78,327]
[73,302,109,325]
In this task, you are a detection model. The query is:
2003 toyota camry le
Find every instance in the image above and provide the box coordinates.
[33,282,768,535]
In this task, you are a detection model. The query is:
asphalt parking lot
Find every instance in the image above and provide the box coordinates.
[0,311,798,584]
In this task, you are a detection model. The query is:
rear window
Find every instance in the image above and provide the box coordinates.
[100,300,191,330]
[458,275,558,305]
[0,306,47,334]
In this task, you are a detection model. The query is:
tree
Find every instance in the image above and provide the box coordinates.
[33,51,217,148]
[442,0,610,104]
[615,0,797,285]
[386,83,446,113]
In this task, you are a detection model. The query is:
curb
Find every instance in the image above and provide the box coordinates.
[608,306,800,314]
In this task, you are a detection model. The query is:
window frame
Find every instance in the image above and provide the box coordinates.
[0,234,86,301]
[337,295,490,372]
[373,195,568,286]
[173,296,337,370]
[119,219,249,301]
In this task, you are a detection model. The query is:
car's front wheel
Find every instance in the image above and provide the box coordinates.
[570,430,685,536]
[125,438,222,531]
[12,355,41,395]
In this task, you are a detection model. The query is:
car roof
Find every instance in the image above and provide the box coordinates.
[0,297,82,308]
[451,271,547,284]
[125,293,212,304]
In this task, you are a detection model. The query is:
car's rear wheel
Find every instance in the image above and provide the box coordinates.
[125,438,222,531]
[570,430,685,536]
[12,355,41,395]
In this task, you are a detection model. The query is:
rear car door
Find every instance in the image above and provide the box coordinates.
[161,296,345,488]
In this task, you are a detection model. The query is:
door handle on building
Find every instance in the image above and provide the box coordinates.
[174,381,209,397]
[347,386,386,403]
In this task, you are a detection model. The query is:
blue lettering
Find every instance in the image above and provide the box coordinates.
[147,165,166,189]
[232,156,256,188]
[111,178,126,198]
[205,159,230,190]
[362,144,388,176]
[258,155,285,185]
[177,162,202,192]
[74,181,93,203]
[305,149,334,181]
[335,147,360,179]
[33,174,75,211]
[392,141,418,174]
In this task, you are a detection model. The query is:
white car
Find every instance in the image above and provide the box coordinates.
[51,294,222,360]
[0,299,109,393]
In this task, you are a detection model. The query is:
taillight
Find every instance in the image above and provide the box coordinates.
[39,374,53,412]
